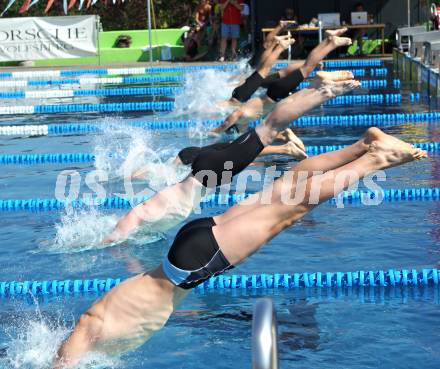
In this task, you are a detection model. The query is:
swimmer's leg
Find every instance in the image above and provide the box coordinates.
[259,142,307,160]
[231,37,294,103]
[263,20,288,49]
[265,37,353,101]
[214,128,374,225]
[213,131,427,264]
[102,176,203,244]
[257,35,294,71]
[278,29,351,79]
[257,77,361,146]
[275,128,306,150]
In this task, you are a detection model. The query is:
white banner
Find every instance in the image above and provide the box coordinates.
[0,15,98,61]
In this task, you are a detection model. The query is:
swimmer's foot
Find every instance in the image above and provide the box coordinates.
[276,128,306,151]
[325,27,348,37]
[218,99,238,108]
[282,141,308,160]
[365,128,427,170]
[316,70,354,81]
[275,35,296,49]
[327,35,352,48]
[313,78,361,98]
[274,35,290,41]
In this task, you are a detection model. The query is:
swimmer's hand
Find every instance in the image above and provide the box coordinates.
[102,229,126,245]
[131,167,150,180]
[102,235,116,245]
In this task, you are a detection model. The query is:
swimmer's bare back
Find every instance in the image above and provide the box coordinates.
[53,268,190,368]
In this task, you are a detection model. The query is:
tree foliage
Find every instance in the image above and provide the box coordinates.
[1,0,201,30]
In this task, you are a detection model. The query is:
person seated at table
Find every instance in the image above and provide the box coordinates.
[347,2,369,55]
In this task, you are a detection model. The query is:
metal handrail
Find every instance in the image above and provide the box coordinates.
[252,298,279,369]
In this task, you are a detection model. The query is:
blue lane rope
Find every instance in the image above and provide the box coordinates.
[410,92,422,103]
[274,67,387,77]
[33,102,172,114]
[0,86,184,99]
[195,268,438,289]
[370,68,389,76]
[287,109,436,127]
[0,64,240,80]
[323,59,384,67]
[0,79,398,100]
[0,72,393,90]
[305,69,366,77]
[0,268,438,297]
[0,93,408,115]
[0,62,384,80]
[298,79,401,90]
[1,111,437,136]
[0,152,95,165]
[44,111,436,129]
[0,187,438,212]
[275,60,384,69]
[0,101,174,115]
[0,75,185,88]
[323,93,402,105]
[1,142,438,165]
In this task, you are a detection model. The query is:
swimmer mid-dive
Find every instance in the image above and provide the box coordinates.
[102,72,359,243]
[53,127,427,368]
[225,34,296,105]
[214,28,353,134]
[130,128,307,181]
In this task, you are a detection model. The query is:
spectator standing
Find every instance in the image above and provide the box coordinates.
[195,0,212,29]
[219,0,244,61]
[209,0,222,47]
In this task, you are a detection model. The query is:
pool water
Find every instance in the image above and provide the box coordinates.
[0,62,439,368]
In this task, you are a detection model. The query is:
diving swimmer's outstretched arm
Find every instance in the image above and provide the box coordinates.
[210,108,245,135]
[102,177,203,244]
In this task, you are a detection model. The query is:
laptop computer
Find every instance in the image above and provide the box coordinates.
[318,13,340,27]
[351,11,368,25]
